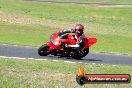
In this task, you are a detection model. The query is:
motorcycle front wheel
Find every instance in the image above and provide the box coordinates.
[38,44,49,56]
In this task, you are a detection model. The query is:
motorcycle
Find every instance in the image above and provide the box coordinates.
[38,31,97,59]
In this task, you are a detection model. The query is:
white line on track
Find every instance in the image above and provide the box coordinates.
[64,61,76,64]
[0,56,77,64]
[0,56,26,60]
[0,56,120,66]
[28,58,35,60]
[92,63,96,65]
[35,59,47,61]
[52,60,59,62]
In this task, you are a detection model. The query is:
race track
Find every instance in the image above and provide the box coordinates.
[0,44,132,65]
[0,1,132,65]
[25,0,132,6]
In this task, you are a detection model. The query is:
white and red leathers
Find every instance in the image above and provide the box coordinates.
[59,28,87,48]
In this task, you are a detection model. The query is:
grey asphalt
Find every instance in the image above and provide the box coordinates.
[24,0,132,6]
[0,44,132,65]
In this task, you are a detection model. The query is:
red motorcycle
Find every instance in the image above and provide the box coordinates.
[38,32,97,59]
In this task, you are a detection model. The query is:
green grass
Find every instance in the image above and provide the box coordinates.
[49,0,132,3]
[1,0,132,22]
[0,0,132,55]
[0,58,132,88]
[0,23,55,46]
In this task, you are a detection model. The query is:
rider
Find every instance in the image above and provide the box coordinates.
[59,24,87,48]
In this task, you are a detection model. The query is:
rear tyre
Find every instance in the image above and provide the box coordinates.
[82,48,89,57]
[72,50,84,60]
[38,44,49,56]
[72,48,89,60]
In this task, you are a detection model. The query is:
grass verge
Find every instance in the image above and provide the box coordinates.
[0,58,132,88]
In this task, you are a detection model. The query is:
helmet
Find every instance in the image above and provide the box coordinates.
[75,24,84,35]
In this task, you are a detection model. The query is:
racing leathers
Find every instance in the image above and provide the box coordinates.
[59,29,87,48]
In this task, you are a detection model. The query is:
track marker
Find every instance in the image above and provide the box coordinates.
[0,56,26,59]
[28,58,35,60]
[35,59,47,61]
[64,61,76,64]
[53,60,58,62]
[92,63,96,65]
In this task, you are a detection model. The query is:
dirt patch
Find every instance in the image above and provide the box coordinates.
[39,72,74,81]
[98,5,132,8]
[0,10,100,31]
[0,11,74,29]
[8,68,75,81]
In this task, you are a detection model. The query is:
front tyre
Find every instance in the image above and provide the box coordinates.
[38,44,49,56]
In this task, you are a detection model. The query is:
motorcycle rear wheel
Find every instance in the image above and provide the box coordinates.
[72,48,89,60]
[82,48,89,57]
[72,50,84,60]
